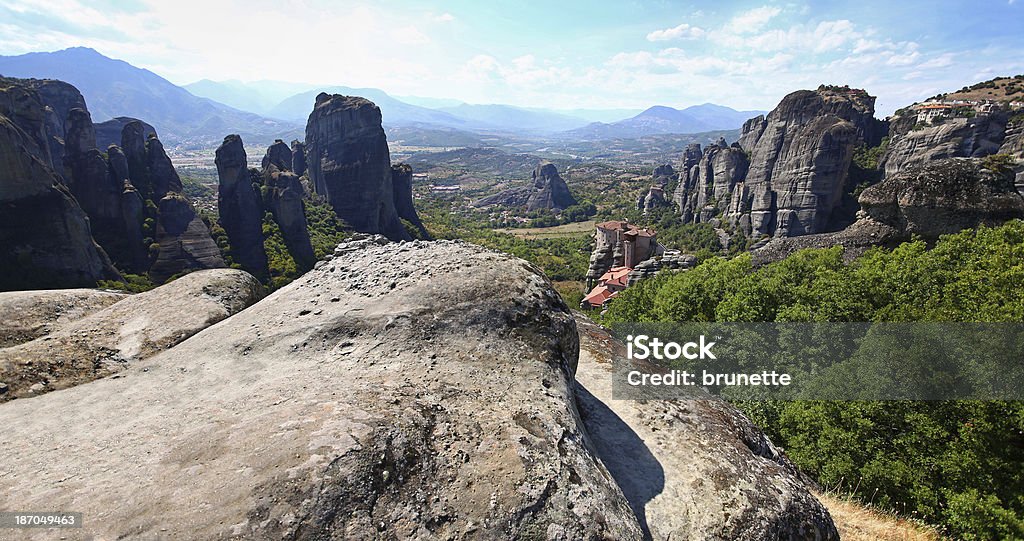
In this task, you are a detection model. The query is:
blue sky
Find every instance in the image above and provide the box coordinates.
[0,0,1021,115]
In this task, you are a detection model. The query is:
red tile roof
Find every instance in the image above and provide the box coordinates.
[582,285,617,307]
[598,266,632,288]
[596,220,630,231]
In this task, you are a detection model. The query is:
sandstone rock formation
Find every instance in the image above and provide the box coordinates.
[0,240,644,539]
[637,185,670,214]
[21,78,87,172]
[216,134,268,279]
[0,269,262,402]
[999,118,1024,194]
[121,119,150,197]
[305,93,410,240]
[673,139,749,224]
[527,163,577,210]
[62,107,149,271]
[673,87,880,241]
[474,162,578,211]
[0,78,117,291]
[652,163,676,185]
[291,139,306,176]
[264,165,316,271]
[881,110,1009,179]
[574,317,838,540]
[859,157,1024,239]
[94,116,156,150]
[682,142,703,173]
[391,162,430,238]
[626,253,697,285]
[146,132,182,199]
[724,86,872,238]
[0,289,126,348]
[149,192,226,283]
[261,138,292,171]
[753,157,1024,265]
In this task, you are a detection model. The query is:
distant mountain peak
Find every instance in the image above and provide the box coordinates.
[0,47,299,145]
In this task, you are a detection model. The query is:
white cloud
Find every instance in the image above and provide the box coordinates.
[432,12,455,22]
[710,19,860,54]
[0,0,446,92]
[726,6,782,34]
[646,23,706,41]
[917,53,955,69]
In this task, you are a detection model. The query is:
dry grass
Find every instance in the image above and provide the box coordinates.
[943,76,1024,102]
[494,220,595,239]
[816,492,943,541]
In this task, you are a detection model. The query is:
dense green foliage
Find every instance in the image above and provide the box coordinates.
[180,175,214,201]
[260,212,299,291]
[304,199,351,260]
[849,139,887,196]
[600,221,1024,539]
[97,273,156,293]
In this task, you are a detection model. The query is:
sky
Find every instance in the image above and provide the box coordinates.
[0,0,1022,115]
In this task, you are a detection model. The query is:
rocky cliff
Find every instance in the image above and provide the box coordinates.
[94,116,156,150]
[0,78,117,291]
[391,162,430,238]
[264,165,316,271]
[881,110,1009,179]
[20,78,87,173]
[0,239,835,539]
[216,134,269,279]
[291,139,307,176]
[305,93,410,241]
[2,76,223,283]
[261,138,291,171]
[120,119,150,197]
[128,126,225,282]
[527,163,577,211]
[474,162,578,211]
[859,157,1024,238]
[63,107,148,271]
[999,117,1024,194]
[753,157,1024,264]
[145,132,182,199]
[673,138,749,224]
[149,192,225,282]
[728,87,870,238]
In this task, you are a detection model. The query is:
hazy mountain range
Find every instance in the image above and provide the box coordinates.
[0,47,299,146]
[566,104,767,140]
[0,47,764,146]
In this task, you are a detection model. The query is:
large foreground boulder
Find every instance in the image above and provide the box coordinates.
[0,240,642,539]
[0,269,263,402]
[0,289,126,348]
[573,317,839,540]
